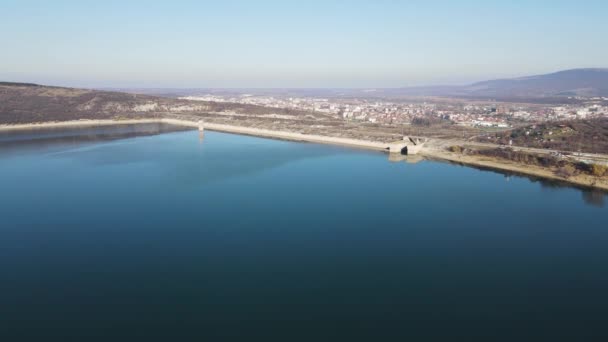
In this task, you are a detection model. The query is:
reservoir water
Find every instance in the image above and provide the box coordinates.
[1,125,607,341]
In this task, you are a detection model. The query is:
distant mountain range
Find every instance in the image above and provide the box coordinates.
[114,68,608,102]
[384,68,608,99]
[4,68,608,107]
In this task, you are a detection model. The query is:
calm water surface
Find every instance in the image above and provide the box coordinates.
[1,126,607,341]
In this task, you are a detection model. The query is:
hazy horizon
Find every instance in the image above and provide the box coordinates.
[2,0,607,88]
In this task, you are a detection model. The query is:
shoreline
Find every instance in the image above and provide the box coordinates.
[422,149,608,191]
[0,118,390,152]
[2,118,607,191]
[0,119,164,131]
[200,122,388,152]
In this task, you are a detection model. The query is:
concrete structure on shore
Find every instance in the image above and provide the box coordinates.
[387,136,427,155]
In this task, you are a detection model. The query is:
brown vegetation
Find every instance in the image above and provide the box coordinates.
[0,83,324,125]
[447,145,462,153]
[591,164,607,177]
[448,146,608,179]
[555,165,577,179]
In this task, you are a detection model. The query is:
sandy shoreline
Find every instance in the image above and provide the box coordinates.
[200,122,388,151]
[423,149,608,191]
[1,118,607,191]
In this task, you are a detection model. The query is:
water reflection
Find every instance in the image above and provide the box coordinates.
[163,136,345,187]
[2,124,606,208]
[451,162,608,208]
[1,125,347,187]
[582,190,606,207]
[388,153,424,164]
[0,123,192,153]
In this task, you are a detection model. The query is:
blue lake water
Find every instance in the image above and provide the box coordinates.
[1,125,607,341]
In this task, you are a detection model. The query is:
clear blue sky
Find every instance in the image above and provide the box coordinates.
[1,0,607,88]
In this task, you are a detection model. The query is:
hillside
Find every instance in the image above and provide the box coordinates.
[464,69,608,98]
[0,82,319,124]
[381,68,608,100]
